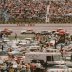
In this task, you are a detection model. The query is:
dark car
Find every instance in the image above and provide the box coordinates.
[40,31,50,35]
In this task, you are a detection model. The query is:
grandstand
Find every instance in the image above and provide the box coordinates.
[0,0,72,23]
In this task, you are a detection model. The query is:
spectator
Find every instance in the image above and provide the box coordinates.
[30,62,36,72]
[1,45,4,51]
[35,61,42,72]
[20,65,26,72]
[15,33,17,40]
[26,63,31,72]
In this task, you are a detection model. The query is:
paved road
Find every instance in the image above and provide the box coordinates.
[0,24,72,35]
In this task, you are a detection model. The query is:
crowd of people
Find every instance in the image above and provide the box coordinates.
[0,0,47,23]
[49,0,72,23]
[0,55,45,72]
[0,0,72,23]
[0,28,72,72]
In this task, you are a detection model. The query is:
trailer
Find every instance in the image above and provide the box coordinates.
[25,52,65,65]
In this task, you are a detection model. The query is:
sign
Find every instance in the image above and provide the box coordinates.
[17,24,35,27]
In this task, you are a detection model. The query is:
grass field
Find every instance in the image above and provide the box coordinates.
[8,34,35,40]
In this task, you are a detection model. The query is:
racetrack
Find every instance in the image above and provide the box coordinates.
[0,24,72,35]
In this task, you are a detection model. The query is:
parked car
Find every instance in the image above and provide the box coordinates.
[21,29,35,34]
[40,31,51,35]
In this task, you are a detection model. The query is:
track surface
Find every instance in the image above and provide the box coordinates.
[0,24,72,35]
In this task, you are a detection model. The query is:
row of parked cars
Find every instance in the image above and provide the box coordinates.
[20,28,71,37]
[21,29,51,35]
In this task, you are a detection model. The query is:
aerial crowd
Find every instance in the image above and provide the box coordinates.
[0,0,72,23]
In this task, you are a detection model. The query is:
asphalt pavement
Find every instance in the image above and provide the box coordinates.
[0,24,72,35]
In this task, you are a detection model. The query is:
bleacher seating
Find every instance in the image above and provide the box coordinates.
[0,0,72,23]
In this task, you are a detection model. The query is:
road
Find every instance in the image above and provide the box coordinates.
[0,24,72,35]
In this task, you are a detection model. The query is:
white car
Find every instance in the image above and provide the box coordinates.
[21,30,27,34]
[21,29,35,34]
[28,45,40,52]
[18,40,30,46]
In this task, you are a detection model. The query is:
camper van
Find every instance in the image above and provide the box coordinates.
[25,52,65,65]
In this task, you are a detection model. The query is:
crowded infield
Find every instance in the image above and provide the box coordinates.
[0,28,72,72]
[0,0,72,72]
